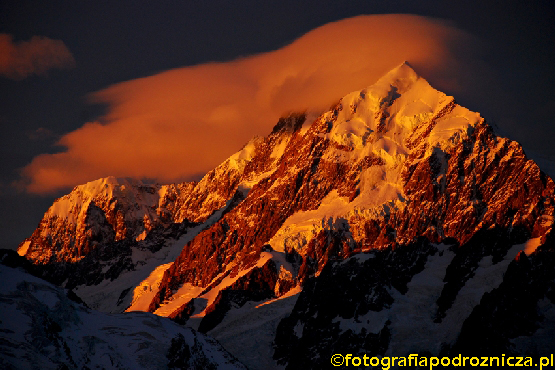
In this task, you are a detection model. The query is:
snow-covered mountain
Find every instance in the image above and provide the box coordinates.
[0,251,246,369]
[17,122,296,312]
[18,62,555,369]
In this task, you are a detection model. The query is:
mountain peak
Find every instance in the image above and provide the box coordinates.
[388,60,417,77]
[324,60,478,157]
[371,61,420,94]
[77,176,145,192]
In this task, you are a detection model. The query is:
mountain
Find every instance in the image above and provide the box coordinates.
[16,124,293,312]
[0,251,246,369]
[18,62,555,369]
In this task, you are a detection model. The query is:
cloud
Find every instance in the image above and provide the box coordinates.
[0,34,75,80]
[26,127,59,142]
[21,14,494,194]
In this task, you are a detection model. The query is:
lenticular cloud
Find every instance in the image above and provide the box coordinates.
[21,14,491,194]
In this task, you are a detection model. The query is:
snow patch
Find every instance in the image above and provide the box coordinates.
[126,262,173,312]
[228,136,263,170]
[17,240,30,256]
[524,237,542,255]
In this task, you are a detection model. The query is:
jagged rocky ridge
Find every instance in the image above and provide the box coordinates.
[19,63,555,369]
[17,119,296,311]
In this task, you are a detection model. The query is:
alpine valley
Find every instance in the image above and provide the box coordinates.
[7,63,555,369]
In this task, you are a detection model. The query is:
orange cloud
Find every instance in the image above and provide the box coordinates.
[21,14,489,194]
[0,34,75,80]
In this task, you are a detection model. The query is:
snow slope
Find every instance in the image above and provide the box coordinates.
[0,264,246,370]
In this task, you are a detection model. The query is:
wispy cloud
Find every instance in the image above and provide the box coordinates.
[20,14,493,194]
[0,34,75,80]
[26,127,59,142]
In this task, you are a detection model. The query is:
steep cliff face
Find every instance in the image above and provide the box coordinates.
[21,177,186,264]
[19,63,555,369]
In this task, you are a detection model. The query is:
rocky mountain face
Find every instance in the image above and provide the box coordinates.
[18,63,555,369]
[17,121,297,311]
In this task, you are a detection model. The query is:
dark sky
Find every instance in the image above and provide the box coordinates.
[1,0,554,250]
